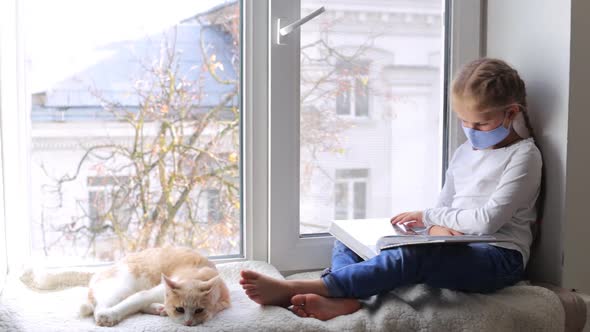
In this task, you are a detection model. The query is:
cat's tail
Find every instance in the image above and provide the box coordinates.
[20,267,93,290]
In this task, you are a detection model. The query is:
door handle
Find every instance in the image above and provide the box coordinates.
[276,6,325,45]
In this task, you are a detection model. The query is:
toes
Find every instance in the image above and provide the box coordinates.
[291,294,307,307]
[239,278,255,286]
[241,284,256,290]
[291,306,308,318]
[240,270,262,286]
[291,295,311,318]
[240,270,260,280]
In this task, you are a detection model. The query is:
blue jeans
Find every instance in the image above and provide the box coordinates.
[321,240,524,298]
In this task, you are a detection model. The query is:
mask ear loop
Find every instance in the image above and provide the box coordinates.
[512,104,531,139]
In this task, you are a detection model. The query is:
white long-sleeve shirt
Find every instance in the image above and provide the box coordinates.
[423,137,542,266]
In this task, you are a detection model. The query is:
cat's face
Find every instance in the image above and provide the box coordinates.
[162,275,221,326]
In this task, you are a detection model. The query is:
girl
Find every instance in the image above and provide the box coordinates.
[240,58,542,321]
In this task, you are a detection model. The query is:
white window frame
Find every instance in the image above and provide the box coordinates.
[269,0,484,272]
[243,0,269,263]
[0,15,7,288]
[0,0,31,276]
[446,0,486,159]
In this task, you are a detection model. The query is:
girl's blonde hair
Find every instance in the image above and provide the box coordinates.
[452,58,534,138]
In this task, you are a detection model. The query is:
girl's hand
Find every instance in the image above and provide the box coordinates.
[428,225,464,236]
[390,211,424,228]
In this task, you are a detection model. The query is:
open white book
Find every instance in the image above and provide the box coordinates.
[329,218,505,260]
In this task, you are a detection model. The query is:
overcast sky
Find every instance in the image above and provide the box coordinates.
[24,0,229,92]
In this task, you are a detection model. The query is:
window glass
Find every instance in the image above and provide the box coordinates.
[333,168,368,220]
[354,78,369,117]
[336,83,351,115]
[300,0,444,234]
[25,0,241,262]
[353,182,367,219]
[334,182,348,220]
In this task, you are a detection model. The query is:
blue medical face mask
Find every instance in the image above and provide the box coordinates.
[462,113,511,149]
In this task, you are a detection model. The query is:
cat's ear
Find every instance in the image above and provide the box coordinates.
[199,275,220,293]
[162,274,181,291]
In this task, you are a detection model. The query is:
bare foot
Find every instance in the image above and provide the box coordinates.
[290,294,361,321]
[239,270,294,307]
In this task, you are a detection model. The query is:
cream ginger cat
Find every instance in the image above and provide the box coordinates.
[80,247,230,327]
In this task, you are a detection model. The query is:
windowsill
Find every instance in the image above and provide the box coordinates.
[0,261,573,332]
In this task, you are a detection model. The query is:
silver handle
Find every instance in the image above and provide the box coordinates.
[276,6,325,45]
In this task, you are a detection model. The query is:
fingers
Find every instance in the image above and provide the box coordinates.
[391,213,413,224]
[399,216,414,224]
[390,214,403,224]
[404,221,418,228]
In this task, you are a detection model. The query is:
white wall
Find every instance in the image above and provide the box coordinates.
[562,0,590,293]
[487,0,590,292]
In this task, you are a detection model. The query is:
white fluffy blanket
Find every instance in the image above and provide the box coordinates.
[0,260,565,332]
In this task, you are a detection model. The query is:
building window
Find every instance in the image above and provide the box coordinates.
[334,169,368,220]
[207,189,221,222]
[87,176,132,230]
[197,188,222,223]
[336,64,370,117]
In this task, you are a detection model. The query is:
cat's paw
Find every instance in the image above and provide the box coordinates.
[142,303,167,316]
[156,304,167,316]
[158,304,168,316]
[95,309,122,327]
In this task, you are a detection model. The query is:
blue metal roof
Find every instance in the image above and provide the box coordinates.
[32,20,239,123]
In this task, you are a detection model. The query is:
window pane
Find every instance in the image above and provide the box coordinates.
[336,83,351,115]
[26,0,241,263]
[87,191,104,227]
[354,78,369,117]
[353,182,367,219]
[300,0,444,234]
[334,183,348,220]
[207,189,221,223]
